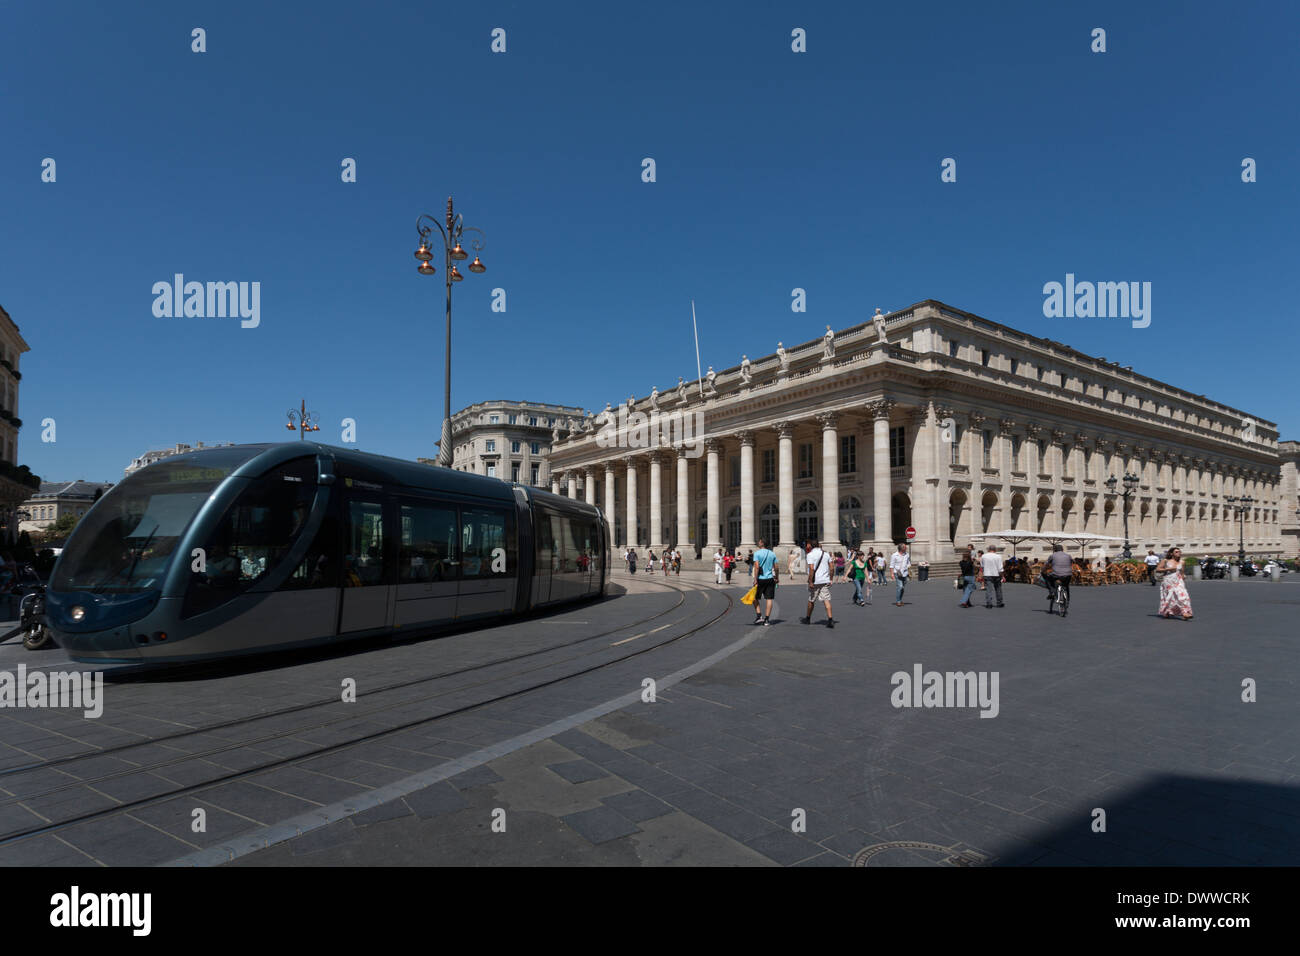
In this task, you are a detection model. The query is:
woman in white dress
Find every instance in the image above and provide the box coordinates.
[1157,547,1194,620]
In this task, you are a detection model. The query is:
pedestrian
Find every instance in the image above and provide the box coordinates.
[850,550,869,606]
[959,549,977,607]
[875,551,887,586]
[723,550,735,584]
[889,543,911,606]
[714,548,724,585]
[751,537,780,626]
[1144,548,1159,585]
[628,549,637,575]
[1157,548,1194,620]
[674,549,681,575]
[648,549,657,573]
[981,545,1005,608]
[801,538,834,628]
[834,551,846,582]
[663,549,670,576]
[976,550,985,590]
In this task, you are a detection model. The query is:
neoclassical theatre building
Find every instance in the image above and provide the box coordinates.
[546,300,1289,568]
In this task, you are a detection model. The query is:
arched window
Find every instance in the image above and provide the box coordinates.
[796,499,819,544]
[839,496,862,548]
[759,503,779,547]
[726,506,741,550]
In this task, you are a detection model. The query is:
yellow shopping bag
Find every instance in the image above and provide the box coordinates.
[740,584,758,605]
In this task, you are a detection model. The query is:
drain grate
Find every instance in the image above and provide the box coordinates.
[853,841,993,867]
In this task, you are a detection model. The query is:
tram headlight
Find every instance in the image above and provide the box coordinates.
[70,605,86,623]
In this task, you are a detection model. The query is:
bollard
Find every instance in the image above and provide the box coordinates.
[1271,566,1281,582]
[1230,565,1240,581]
[1193,564,1203,580]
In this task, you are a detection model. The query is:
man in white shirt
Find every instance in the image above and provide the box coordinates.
[1144,549,1159,585]
[889,544,911,606]
[714,548,724,585]
[981,545,1005,608]
[800,539,835,628]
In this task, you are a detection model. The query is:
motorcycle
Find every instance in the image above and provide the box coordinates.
[17,586,50,650]
[0,565,53,650]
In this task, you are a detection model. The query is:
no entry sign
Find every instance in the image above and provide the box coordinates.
[905,527,917,540]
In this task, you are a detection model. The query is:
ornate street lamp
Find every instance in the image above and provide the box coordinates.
[1105,470,1140,558]
[412,196,487,467]
[286,398,321,440]
[1224,494,1255,564]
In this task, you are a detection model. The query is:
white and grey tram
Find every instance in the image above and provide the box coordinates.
[48,443,607,663]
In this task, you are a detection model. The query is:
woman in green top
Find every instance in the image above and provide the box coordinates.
[850,551,870,606]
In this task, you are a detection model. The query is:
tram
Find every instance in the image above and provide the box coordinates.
[47,443,607,663]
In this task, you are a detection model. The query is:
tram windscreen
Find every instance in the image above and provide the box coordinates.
[52,449,259,594]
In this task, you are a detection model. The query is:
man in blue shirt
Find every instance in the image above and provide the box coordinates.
[751,537,780,626]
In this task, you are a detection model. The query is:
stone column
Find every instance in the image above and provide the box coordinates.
[648,452,664,549]
[705,438,723,551]
[551,474,561,495]
[675,449,690,554]
[819,413,841,552]
[738,430,756,552]
[776,422,795,550]
[870,399,895,549]
[567,473,577,500]
[604,463,617,546]
[910,404,938,563]
[625,457,639,550]
[584,469,596,506]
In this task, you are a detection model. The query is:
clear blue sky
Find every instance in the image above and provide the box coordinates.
[4,0,1297,483]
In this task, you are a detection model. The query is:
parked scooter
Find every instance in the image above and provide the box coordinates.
[17,585,50,650]
[0,565,53,650]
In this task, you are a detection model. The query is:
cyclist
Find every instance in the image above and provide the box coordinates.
[1043,543,1073,615]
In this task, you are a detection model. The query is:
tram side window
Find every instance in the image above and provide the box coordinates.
[399,502,459,583]
[558,514,586,573]
[280,510,339,591]
[461,507,515,578]
[345,500,385,587]
[185,458,317,617]
[536,510,556,574]
[574,520,601,574]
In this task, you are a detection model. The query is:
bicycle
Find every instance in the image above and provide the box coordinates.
[1046,575,1070,617]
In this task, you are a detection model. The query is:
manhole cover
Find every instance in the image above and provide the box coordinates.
[852,841,993,867]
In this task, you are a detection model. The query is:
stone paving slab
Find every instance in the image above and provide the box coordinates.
[215,577,1299,866]
[3,576,1297,865]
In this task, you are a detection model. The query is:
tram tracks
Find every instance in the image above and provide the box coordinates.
[0,579,732,849]
[0,581,690,780]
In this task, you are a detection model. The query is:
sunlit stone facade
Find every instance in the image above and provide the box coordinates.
[547,300,1288,568]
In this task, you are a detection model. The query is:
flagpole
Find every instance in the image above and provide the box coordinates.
[692,300,704,397]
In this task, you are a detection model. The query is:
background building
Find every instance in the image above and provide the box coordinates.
[448,400,586,486]
[0,304,39,545]
[18,480,114,535]
[1281,440,1300,558]
[548,299,1288,570]
[125,441,235,477]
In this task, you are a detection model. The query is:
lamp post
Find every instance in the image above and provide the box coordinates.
[1105,471,1140,558]
[286,399,321,440]
[1224,494,1255,564]
[412,197,487,467]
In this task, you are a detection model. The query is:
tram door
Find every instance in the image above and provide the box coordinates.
[340,495,393,633]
